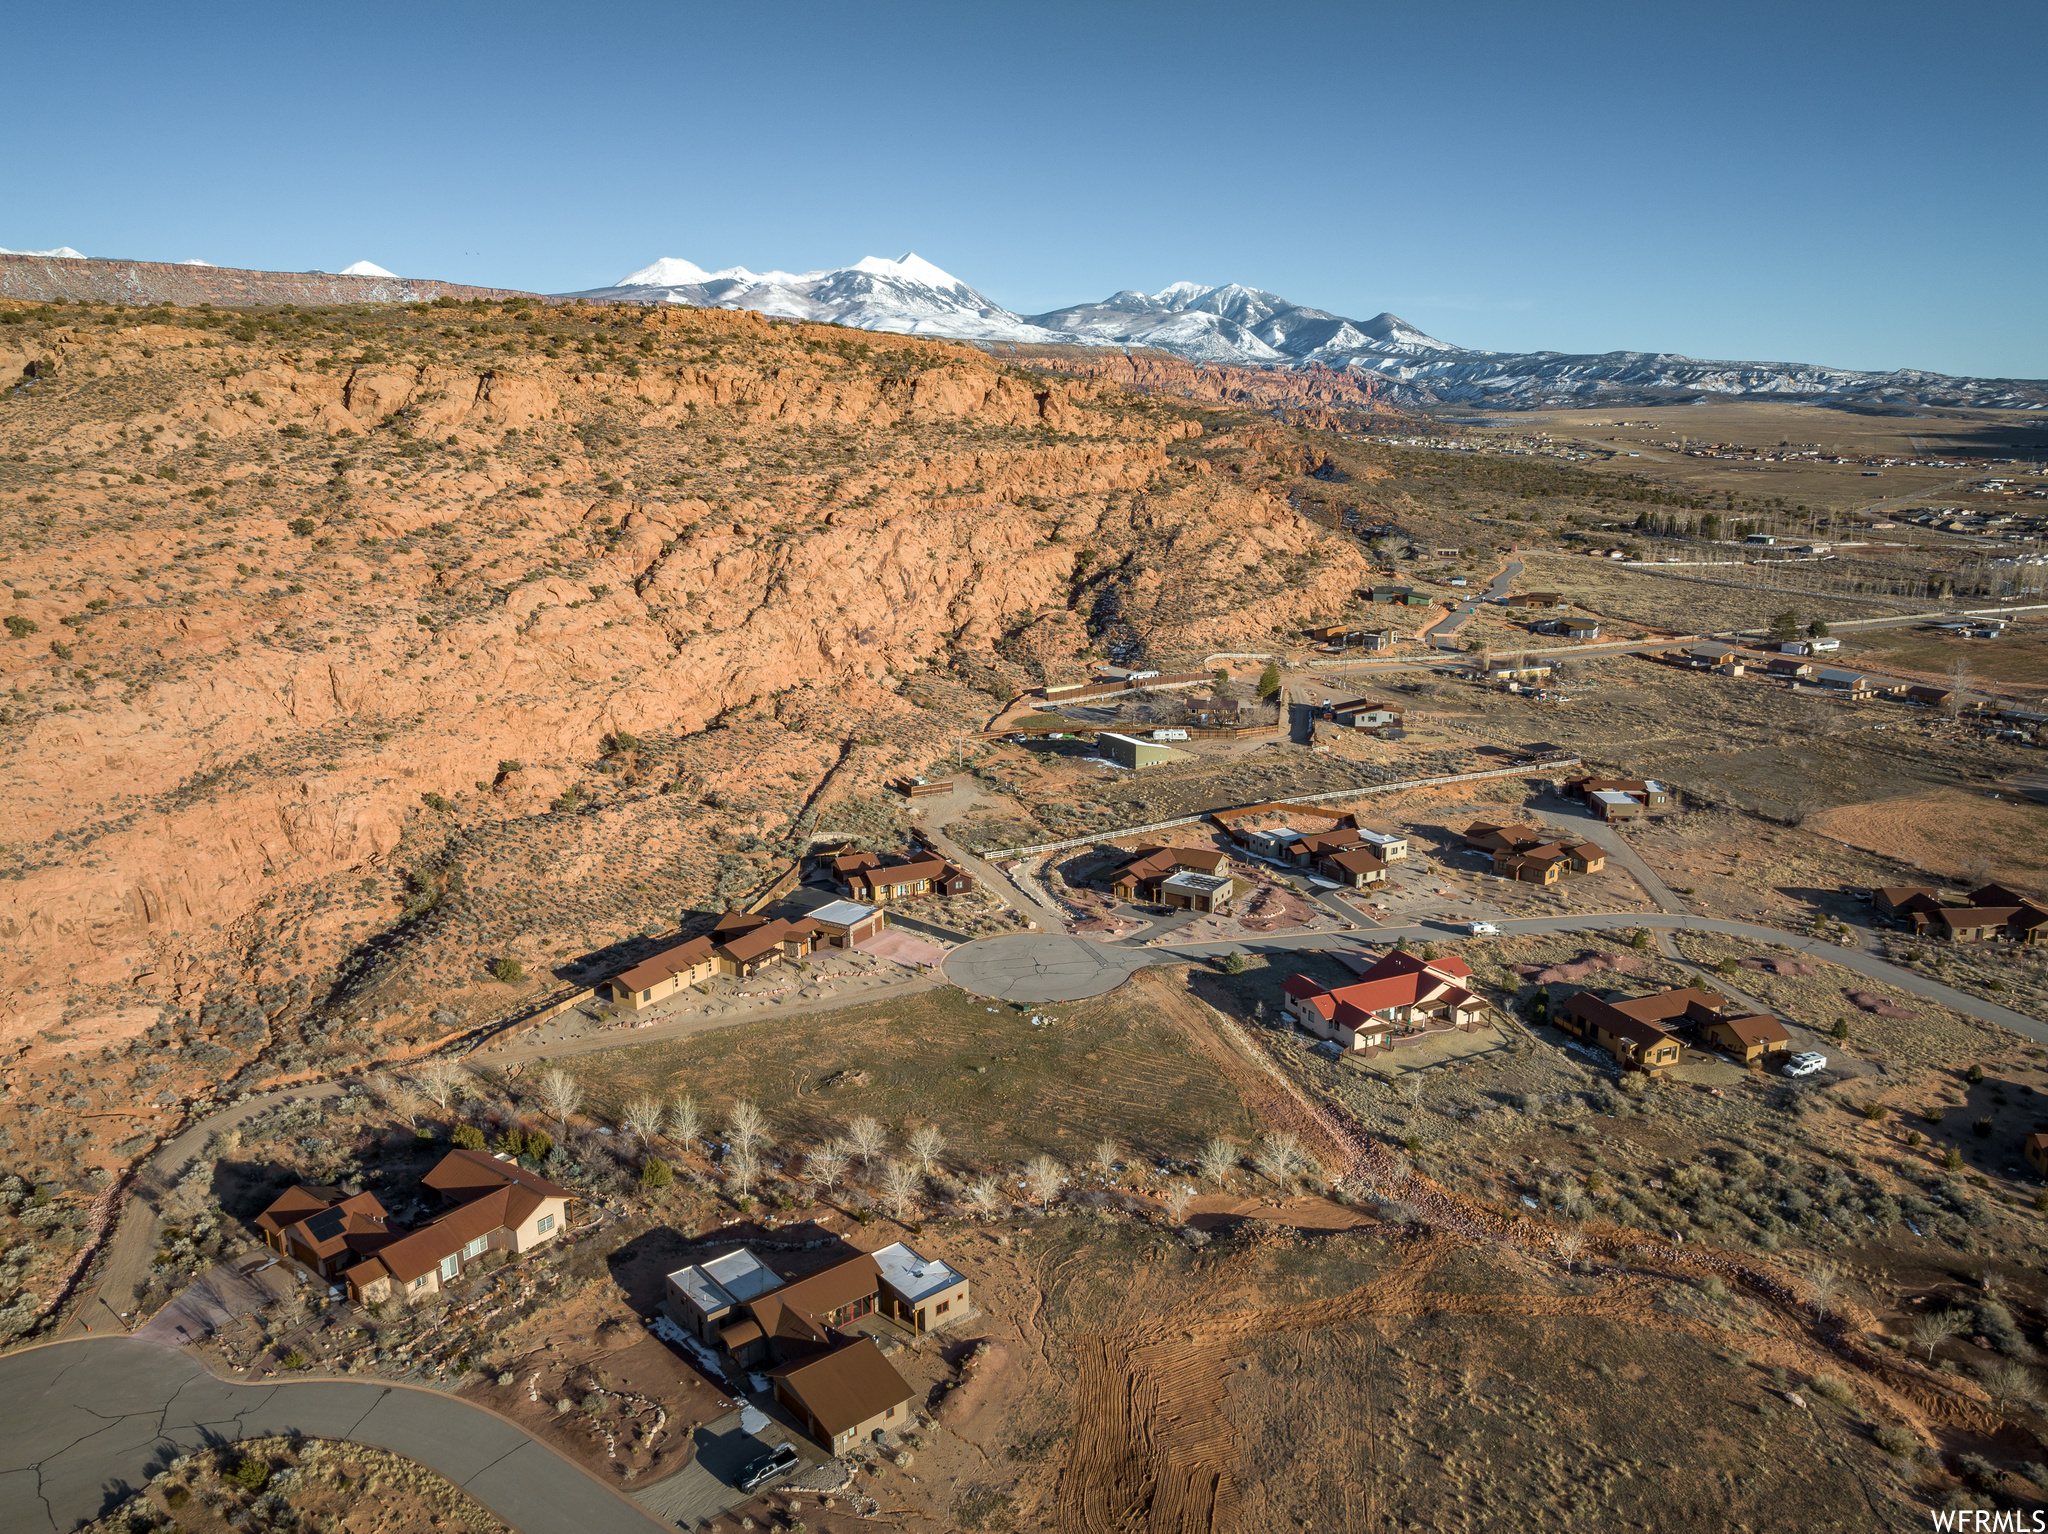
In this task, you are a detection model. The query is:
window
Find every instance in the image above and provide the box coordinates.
[439,1254,459,1281]
[462,1235,488,1260]
[410,1275,428,1290]
[536,1214,555,1234]
[935,1300,950,1316]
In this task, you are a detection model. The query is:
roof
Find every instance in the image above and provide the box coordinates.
[422,1148,573,1206]
[718,919,801,964]
[1318,951,1479,1017]
[1116,846,1228,881]
[1591,789,1638,806]
[1321,848,1389,876]
[1709,1014,1791,1047]
[808,900,880,928]
[1938,905,2024,930]
[255,1186,390,1259]
[768,1339,913,1437]
[615,935,718,993]
[1280,973,1329,1000]
[1606,987,1724,1025]
[668,1247,785,1315]
[1816,668,1869,685]
[1161,871,1232,894]
[1329,697,1398,715]
[831,852,884,873]
[848,856,948,889]
[746,1251,884,1348]
[871,1242,964,1304]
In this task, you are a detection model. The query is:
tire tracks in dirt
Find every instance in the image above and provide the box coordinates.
[1053,968,2002,1533]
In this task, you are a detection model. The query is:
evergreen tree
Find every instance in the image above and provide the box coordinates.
[1258,660,1281,700]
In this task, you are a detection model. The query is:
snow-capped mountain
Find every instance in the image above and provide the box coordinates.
[0,245,85,259]
[561,253,1069,344]
[339,260,397,278]
[556,257,2046,410]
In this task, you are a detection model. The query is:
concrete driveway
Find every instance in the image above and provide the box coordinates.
[631,1406,827,1527]
[943,933,1156,1002]
[0,1338,672,1534]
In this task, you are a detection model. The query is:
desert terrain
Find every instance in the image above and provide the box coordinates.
[2,294,2046,1533]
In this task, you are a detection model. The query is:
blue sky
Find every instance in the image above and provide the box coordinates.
[6,0,2044,377]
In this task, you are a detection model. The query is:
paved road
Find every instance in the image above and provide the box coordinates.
[0,1339,672,1534]
[939,914,2046,1042]
[942,933,1157,1002]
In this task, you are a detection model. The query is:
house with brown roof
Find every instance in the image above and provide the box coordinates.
[1461,822,1604,883]
[834,851,972,905]
[340,1150,572,1304]
[1108,846,1235,906]
[1282,952,1492,1055]
[254,1185,394,1279]
[1698,1013,1792,1065]
[1558,991,1685,1074]
[1873,887,1944,924]
[1503,592,1565,609]
[1884,882,2048,944]
[1318,697,1405,731]
[1317,846,1390,888]
[663,1240,967,1452]
[1567,778,1673,818]
[608,935,721,1012]
[1766,657,1815,679]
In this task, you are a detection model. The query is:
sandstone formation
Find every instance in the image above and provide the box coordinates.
[0,252,535,309]
[0,295,1373,1085]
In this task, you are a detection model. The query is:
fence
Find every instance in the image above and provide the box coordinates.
[977,758,1582,861]
[1038,671,1215,704]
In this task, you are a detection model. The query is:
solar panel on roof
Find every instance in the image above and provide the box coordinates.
[304,1207,346,1242]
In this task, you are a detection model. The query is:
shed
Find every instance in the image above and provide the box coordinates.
[1098,731,1194,770]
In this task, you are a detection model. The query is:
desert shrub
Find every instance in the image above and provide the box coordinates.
[641,1156,672,1190]
[1873,1424,1916,1458]
[490,957,525,984]
[1807,1374,1853,1406]
[451,1124,486,1150]
[230,1458,270,1492]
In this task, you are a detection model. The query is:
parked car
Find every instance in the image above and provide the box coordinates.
[1781,1051,1828,1078]
[1467,921,1500,935]
[737,1442,800,1492]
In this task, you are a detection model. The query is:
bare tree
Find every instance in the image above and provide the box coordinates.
[413,1058,465,1114]
[727,1099,767,1153]
[374,1073,425,1129]
[1978,1358,2043,1415]
[846,1115,887,1170]
[622,1095,665,1153]
[537,1068,582,1137]
[880,1160,922,1221]
[1198,1137,1239,1187]
[1161,1184,1196,1226]
[1805,1262,1840,1319]
[1091,1138,1121,1180]
[1946,656,1973,716]
[906,1124,947,1175]
[1024,1154,1064,1209]
[1908,1309,1966,1363]
[667,1094,702,1149]
[965,1176,1001,1218]
[808,1141,847,1196]
[1253,1132,1307,1188]
[1558,1183,1588,1222]
[725,1145,759,1199]
[1553,1228,1587,1272]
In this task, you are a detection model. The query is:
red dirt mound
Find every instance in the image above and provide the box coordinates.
[1511,951,1642,984]
[1845,989,1914,1018]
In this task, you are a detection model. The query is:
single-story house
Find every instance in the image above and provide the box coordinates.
[835,853,972,905]
[1814,668,1876,698]
[1282,952,1492,1055]
[341,1151,572,1304]
[1157,870,1237,912]
[663,1247,788,1345]
[713,917,816,977]
[1699,1013,1792,1065]
[770,1340,915,1455]
[1483,657,1555,681]
[1937,906,2028,944]
[1494,840,1605,883]
[609,935,720,1012]
[1874,887,1944,923]
[2026,1132,2048,1180]
[1186,696,1240,726]
[1109,846,1232,903]
[1503,593,1565,609]
[806,900,889,947]
[1589,789,1645,822]
[1559,993,1683,1074]
[1320,697,1405,730]
[1538,617,1600,639]
[1317,846,1391,887]
[1569,777,1672,815]
[1903,686,1954,709]
[255,1184,393,1279]
[1766,657,1814,679]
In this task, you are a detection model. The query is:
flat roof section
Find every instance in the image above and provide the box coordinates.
[871,1242,965,1305]
[808,900,880,928]
[1161,871,1231,894]
[669,1247,784,1314]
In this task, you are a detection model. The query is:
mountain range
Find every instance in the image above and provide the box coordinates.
[561,253,2047,411]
